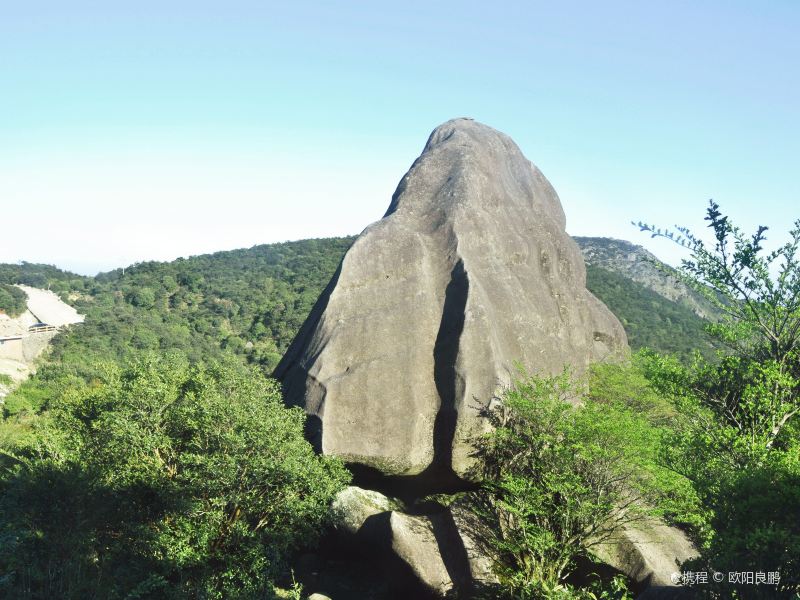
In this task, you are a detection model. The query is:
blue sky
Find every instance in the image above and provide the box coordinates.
[1,1,798,274]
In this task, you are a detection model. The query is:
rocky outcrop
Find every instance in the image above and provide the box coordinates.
[331,485,403,537]
[281,120,699,599]
[275,118,628,488]
[575,237,715,319]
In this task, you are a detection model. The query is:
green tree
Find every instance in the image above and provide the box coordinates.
[0,354,350,599]
[126,286,156,309]
[0,284,27,317]
[636,202,800,451]
[470,367,683,599]
[637,202,800,597]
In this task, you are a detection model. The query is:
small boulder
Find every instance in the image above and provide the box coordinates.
[330,485,401,536]
[386,511,461,596]
[593,519,697,588]
[328,486,499,597]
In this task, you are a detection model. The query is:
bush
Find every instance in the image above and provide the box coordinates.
[637,204,800,597]
[0,284,26,317]
[470,365,688,598]
[0,353,350,599]
[650,354,800,597]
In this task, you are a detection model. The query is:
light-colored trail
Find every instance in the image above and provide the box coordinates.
[16,285,84,327]
[0,286,84,399]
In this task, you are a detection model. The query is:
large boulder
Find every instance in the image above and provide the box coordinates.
[275,118,627,486]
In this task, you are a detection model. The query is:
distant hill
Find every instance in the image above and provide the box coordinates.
[0,239,355,377]
[574,237,717,360]
[574,237,714,318]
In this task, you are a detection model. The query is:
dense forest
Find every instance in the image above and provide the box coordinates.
[585,265,716,360]
[1,218,798,599]
[0,239,353,418]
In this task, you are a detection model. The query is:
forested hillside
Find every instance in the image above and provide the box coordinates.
[0,236,713,420]
[0,236,710,370]
[586,266,715,360]
[1,224,796,599]
[2,240,348,358]
[0,238,351,416]
[576,236,715,319]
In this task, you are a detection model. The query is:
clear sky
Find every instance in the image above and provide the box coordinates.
[1,1,798,275]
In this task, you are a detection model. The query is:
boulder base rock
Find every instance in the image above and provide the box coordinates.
[594,520,698,589]
[330,486,496,598]
[275,118,627,485]
[329,487,695,598]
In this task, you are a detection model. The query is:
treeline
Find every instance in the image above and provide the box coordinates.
[1,239,353,417]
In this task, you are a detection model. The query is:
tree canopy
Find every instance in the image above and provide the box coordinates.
[0,354,350,599]
[0,284,27,318]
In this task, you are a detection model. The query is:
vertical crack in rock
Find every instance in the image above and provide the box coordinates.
[429,258,468,482]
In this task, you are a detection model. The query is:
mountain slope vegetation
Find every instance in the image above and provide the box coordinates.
[2,230,790,599]
[0,236,713,421]
[0,236,710,372]
[586,265,715,360]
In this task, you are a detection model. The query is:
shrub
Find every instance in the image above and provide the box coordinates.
[470,366,688,598]
[0,353,350,599]
[0,284,26,317]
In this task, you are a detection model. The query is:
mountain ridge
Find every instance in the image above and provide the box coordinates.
[575,236,714,319]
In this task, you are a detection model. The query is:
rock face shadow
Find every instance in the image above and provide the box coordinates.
[428,507,473,597]
[430,259,468,480]
[350,259,473,499]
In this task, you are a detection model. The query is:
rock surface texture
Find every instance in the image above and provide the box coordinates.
[275,118,628,485]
